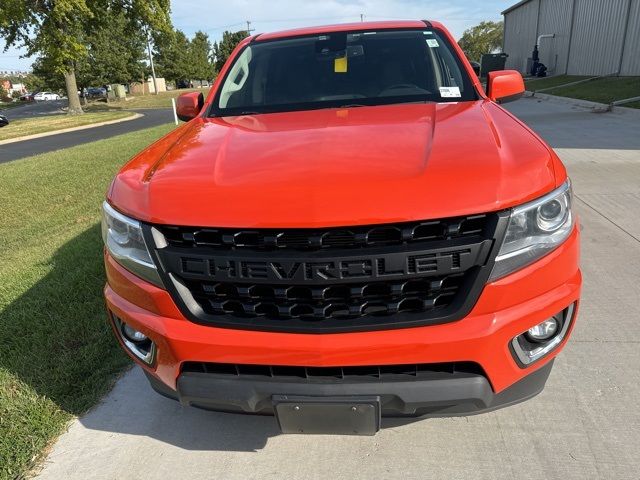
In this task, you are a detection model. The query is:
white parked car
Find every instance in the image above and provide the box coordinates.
[33,92,60,101]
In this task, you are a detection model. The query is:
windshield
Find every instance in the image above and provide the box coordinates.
[211,29,476,116]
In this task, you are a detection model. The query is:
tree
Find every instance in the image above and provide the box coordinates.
[0,0,171,114]
[75,10,147,91]
[458,21,503,63]
[32,56,67,92]
[23,73,46,93]
[212,30,249,73]
[155,29,192,85]
[189,31,213,81]
[0,0,91,114]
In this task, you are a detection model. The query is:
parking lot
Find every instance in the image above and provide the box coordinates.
[35,97,640,480]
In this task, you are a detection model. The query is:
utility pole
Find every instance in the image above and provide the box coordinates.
[246,20,255,34]
[360,13,364,22]
[146,30,158,95]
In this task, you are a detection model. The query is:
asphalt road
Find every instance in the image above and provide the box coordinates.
[35,98,640,480]
[0,107,174,164]
[1,98,68,120]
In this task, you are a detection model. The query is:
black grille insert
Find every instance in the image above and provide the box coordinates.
[187,275,464,321]
[160,215,489,250]
[182,361,485,383]
[146,213,507,333]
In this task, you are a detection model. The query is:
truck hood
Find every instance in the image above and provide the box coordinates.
[109,101,559,227]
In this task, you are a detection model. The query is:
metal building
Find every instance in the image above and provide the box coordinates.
[502,0,640,76]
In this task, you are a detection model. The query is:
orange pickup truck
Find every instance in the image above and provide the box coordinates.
[102,20,580,435]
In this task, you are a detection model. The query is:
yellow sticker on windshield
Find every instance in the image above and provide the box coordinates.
[334,56,348,73]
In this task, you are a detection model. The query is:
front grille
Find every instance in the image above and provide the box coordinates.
[186,274,464,320]
[182,361,485,383]
[145,213,507,333]
[160,215,488,250]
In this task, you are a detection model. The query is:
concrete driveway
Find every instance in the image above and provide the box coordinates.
[36,98,640,480]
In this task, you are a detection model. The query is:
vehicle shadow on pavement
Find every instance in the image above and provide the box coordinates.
[77,366,426,451]
[79,367,286,451]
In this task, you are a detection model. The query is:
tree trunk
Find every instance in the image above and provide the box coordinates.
[64,69,83,115]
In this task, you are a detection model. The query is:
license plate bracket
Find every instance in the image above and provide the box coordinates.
[273,395,381,435]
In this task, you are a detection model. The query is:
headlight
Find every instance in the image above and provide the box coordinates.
[101,201,163,287]
[490,180,574,281]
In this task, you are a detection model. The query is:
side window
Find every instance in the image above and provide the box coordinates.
[219,47,253,108]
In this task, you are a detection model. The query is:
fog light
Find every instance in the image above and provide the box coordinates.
[511,303,575,367]
[526,318,559,342]
[122,324,148,343]
[111,314,156,365]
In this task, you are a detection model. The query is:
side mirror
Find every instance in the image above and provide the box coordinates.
[486,70,525,104]
[176,92,204,121]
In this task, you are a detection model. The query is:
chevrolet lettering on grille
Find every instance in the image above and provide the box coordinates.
[172,242,492,285]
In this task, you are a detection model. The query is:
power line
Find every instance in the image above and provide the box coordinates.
[250,15,354,24]
[203,21,246,32]
[204,14,355,32]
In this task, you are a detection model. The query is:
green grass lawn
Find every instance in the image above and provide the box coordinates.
[0,123,174,480]
[0,110,136,142]
[525,75,640,108]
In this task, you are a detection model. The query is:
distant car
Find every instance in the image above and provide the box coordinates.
[0,114,9,128]
[87,87,107,98]
[19,92,34,102]
[33,92,60,101]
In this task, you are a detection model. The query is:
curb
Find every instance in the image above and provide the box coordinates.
[0,112,143,145]
[524,91,640,118]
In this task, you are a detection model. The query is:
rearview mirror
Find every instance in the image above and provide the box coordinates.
[486,70,524,104]
[176,92,204,121]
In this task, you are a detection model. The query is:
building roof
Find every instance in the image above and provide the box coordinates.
[501,0,534,15]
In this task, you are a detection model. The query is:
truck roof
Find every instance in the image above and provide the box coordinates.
[255,20,438,42]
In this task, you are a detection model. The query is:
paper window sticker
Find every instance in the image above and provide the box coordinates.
[426,39,439,48]
[334,56,348,73]
[439,86,461,98]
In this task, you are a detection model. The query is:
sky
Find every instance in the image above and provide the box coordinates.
[0,0,514,71]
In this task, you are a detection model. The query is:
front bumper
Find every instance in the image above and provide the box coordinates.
[104,225,580,415]
[144,359,554,416]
